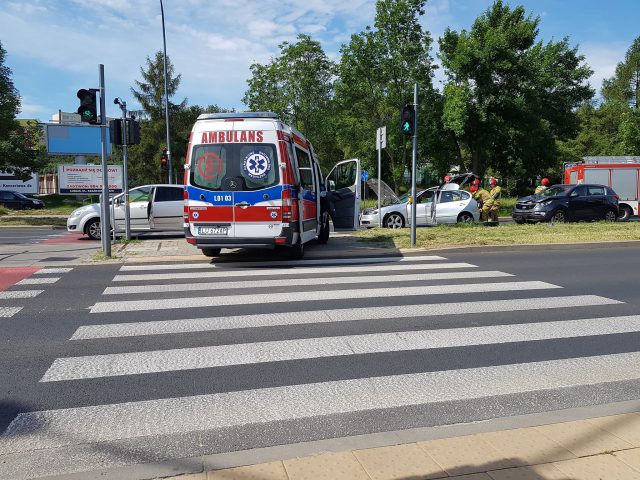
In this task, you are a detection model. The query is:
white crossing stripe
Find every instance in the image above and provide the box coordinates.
[46,315,640,381]
[90,281,561,313]
[0,290,43,299]
[119,255,448,271]
[0,307,22,317]
[104,270,514,295]
[34,268,72,274]
[114,262,479,282]
[5,351,640,453]
[16,277,60,285]
[72,295,621,340]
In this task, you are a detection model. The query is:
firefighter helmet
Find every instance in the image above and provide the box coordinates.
[541,177,550,186]
[470,185,478,193]
[490,177,498,185]
[444,175,451,183]
[472,178,480,186]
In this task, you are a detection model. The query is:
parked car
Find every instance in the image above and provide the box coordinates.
[512,184,619,224]
[67,184,184,240]
[0,190,45,210]
[360,187,480,228]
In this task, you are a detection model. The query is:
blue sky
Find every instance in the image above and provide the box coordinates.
[1,0,638,121]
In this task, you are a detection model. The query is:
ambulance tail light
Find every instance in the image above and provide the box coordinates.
[186,237,196,245]
[275,237,287,244]
[183,190,190,224]
[282,188,293,221]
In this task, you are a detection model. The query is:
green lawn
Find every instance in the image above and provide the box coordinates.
[355,221,640,250]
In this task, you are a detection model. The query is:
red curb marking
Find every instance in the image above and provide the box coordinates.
[0,267,41,292]
[40,232,87,244]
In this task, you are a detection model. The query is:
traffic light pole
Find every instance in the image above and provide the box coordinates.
[160,0,173,184]
[377,129,382,227]
[116,100,131,241]
[410,83,418,247]
[98,64,111,257]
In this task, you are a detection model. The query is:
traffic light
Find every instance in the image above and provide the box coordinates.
[160,148,168,166]
[77,89,97,124]
[401,105,415,136]
[127,119,140,145]
[109,119,123,145]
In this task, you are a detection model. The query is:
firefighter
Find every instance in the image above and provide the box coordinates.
[535,177,550,194]
[470,183,491,222]
[485,177,501,224]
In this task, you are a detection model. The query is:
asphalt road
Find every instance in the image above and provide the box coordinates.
[0,227,68,245]
[1,246,640,478]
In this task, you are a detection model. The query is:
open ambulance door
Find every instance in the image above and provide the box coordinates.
[326,158,361,230]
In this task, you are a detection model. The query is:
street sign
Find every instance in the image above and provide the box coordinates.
[376,126,386,150]
[57,164,123,194]
[0,171,39,194]
[361,170,369,182]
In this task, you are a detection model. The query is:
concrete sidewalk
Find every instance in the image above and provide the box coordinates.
[166,412,640,480]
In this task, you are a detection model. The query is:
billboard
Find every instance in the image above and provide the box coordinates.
[57,164,122,194]
[0,171,39,194]
[46,124,112,156]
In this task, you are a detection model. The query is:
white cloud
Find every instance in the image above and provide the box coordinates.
[580,42,626,96]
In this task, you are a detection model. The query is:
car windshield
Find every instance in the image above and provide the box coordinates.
[538,185,570,197]
[392,193,410,204]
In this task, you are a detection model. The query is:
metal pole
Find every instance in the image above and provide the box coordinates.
[99,64,111,257]
[410,83,418,247]
[160,0,172,184]
[121,102,131,240]
[377,128,382,227]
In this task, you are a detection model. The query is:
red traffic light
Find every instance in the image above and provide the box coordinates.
[160,149,168,165]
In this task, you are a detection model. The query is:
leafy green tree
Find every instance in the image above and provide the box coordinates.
[439,0,593,179]
[0,41,47,178]
[243,34,341,171]
[602,36,640,109]
[335,0,453,191]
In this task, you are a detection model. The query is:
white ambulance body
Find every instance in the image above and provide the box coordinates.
[184,112,360,258]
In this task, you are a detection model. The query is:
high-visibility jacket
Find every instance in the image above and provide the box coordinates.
[535,185,547,194]
[485,186,501,209]
[472,188,491,206]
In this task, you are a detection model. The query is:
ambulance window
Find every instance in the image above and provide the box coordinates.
[191,143,279,191]
[330,162,357,190]
[295,148,314,190]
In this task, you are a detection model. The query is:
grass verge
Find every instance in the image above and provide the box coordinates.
[354,222,640,250]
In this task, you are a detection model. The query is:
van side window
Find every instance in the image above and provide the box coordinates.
[295,148,314,191]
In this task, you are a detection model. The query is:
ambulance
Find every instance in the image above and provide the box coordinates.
[184,112,360,258]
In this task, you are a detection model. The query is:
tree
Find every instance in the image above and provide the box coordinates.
[334,0,451,192]
[128,52,188,184]
[602,36,640,109]
[0,41,47,178]
[243,34,342,171]
[439,0,593,179]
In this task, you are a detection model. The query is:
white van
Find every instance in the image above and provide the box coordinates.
[184,112,360,258]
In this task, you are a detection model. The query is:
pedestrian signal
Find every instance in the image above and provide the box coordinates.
[401,105,415,136]
[77,89,97,124]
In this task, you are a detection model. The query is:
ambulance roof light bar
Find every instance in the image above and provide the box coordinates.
[197,112,280,121]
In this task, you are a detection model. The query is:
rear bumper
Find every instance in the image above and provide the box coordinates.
[184,224,297,249]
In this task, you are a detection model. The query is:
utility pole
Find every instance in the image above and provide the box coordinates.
[114,98,131,240]
[160,0,173,184]
[410,83,418,247]
[376,126,386,227]
[98,64,111,257]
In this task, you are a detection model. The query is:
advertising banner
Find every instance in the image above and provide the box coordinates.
[0,171,39,194]
[57,164,122,194]
[46,124,112,156]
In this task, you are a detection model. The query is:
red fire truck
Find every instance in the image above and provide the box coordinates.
[564,156,640,221]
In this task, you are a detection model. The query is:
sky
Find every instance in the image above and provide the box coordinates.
[1,0,638,121]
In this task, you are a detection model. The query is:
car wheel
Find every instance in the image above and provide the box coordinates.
[85,218,101,240]
[318,210,330,244]
[604,208,617,222]
[548,209,566,224]
[514,218,526,224]
[617,205,632,222]
[23,204,33,210]
[384,213,405,229]
[457,212,474,223]
[202,248,221,257]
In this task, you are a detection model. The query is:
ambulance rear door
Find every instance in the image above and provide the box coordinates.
[326,158,361,229]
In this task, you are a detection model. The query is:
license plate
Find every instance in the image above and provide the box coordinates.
[197,226,228,236]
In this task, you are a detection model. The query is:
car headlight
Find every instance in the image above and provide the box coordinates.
[535,200,553,209]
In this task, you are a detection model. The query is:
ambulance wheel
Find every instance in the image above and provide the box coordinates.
[289,238,304,259]
[202,248,221,257]
[318,211,330,244]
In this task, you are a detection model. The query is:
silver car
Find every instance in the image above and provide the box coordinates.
[360,187,480,228]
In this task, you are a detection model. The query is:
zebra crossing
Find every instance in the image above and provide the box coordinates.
[1,254,639,479]
[0,267,72,318]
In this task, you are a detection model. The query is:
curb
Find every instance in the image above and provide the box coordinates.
[408,239,640,255]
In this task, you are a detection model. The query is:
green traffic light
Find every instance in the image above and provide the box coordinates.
[403,121,410,132]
